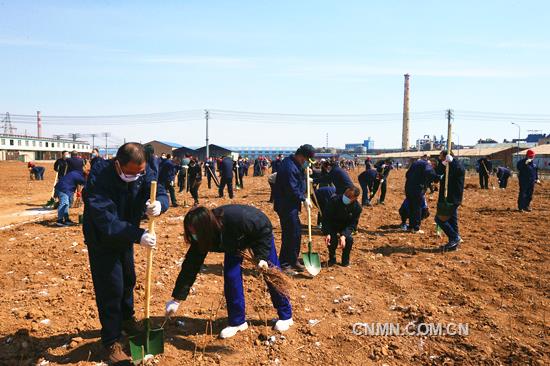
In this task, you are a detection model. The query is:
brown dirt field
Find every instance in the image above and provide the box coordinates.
[0,161,548,365]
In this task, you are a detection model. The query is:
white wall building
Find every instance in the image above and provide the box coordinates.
[0,134,91,161]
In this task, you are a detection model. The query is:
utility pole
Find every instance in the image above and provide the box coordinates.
[446,109,453,153]
[326,133,328,149]
[511,122,520,164]
[205,109,210,159]
[90,133,98,149]
[102,132,111,157]
[37,111,42,138]
[402,74,410,151]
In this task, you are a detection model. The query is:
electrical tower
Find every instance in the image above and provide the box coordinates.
[2,113,16,135]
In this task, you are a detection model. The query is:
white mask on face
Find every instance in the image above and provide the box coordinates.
[118,171,142,183]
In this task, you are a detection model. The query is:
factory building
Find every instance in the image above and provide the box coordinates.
[0,133,91,161]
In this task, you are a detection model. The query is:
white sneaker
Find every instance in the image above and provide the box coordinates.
[273,318,294,332]
[219,322,248,339]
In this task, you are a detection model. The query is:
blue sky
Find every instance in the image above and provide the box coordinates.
[1,0,549,148]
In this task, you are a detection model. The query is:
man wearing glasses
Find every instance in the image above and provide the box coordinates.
[83,142,169,364]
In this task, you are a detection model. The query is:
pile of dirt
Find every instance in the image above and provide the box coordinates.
[0,161,547,365]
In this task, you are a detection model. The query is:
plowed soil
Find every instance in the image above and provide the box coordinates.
[0,161,548,365]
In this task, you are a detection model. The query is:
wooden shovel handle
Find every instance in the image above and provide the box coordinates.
[144,181,157,320]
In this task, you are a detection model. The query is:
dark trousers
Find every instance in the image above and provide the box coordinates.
[499,176,509,188]
[178,171,186,192]
[479,173,489,189]
[224,237,292,326]
[237,173,244,188]
[206,174,212,189]
[277,208,301,268]
[518,182,534,210]
[87,244,135,347]
[405,192,423,231]
[219,177,234,198]
[190,181,200,203]
[434,204,460,242]
[372,179,387,202]
[32,166,45,180]
[359,182,371,206]
[328,234,353,266]
[163,180,177,205]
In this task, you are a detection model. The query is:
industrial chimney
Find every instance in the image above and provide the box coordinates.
[37,111,42,138]
[402,74,410,151]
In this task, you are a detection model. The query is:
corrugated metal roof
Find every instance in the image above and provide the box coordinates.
[374,146,513,159]
[520,144,550,155]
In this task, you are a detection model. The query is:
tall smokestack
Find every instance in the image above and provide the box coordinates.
[37,111,42,138]
[402,74,410,151]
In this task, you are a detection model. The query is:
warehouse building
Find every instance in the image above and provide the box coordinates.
[0,133,91,161]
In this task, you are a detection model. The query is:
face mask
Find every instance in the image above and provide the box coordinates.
[91,153,97,158]
[342,195,352,205]
[118,171,141,183]
[64,154,70,159]
[191,233,198,241]
[302,161,309,169]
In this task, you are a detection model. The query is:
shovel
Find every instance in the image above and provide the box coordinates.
[44,171,58,208]
[129,181,164,361]
[302,167,321,276]
[436,117,453,222]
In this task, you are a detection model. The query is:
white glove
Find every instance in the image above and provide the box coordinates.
[304,198,312,209]
[257,260,268,270]
[170,181,174,187]
[526,159,532,164]
[536,179,541,184]
[380,179,385,184]
[146,200,161,216]
[325,235,331,246]
[165,299,180,317]
[445,155,454,163]
[139,230,157,248]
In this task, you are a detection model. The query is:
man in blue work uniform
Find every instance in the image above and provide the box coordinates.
[322,186,362,267]
[205,157,216,189]
[357,162,377,206]
[494,166,511,189]
[53,150,69,179]
[404,156,438,233]
[274,144,315,273]
[371,159,393,204]
[159,153,179,207]
[517,149,540,212]
[83,143,169,364]
[313,160,354,195]
[66,150,85,173]
[313,185,336,228]
[55,164,88,226]
[434,151,465,251]
[477,157,493,189]
[219,155,235,199]
[272,154,283,173]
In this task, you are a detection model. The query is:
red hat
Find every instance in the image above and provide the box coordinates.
[526,149,535,158]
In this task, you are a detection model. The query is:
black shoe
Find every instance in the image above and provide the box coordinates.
[524,207,532,212]
[440,237,462,252]
[172,203,179,207]
[121,317,143,336]
[281,266,297,276]
[292,262,305,273]
[64,219,77,226]
[340,262,350,267]
[327,258,337,267]
[55,220,67,227]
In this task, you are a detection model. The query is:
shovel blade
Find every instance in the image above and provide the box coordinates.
[302,252,321,276]
[128,327,164,361]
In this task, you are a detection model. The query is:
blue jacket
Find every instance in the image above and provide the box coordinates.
[159,159,177,182]
[66,157,84,173]
[220,157,234,179]
[274,155,306,213]
[82,159,169,251]
[436,159,465,205]
[272,159,282,173]
[314,166,354,195]
[322,194,362,237]
[405,159,438,195]
[314,186,336,212]
[55,170,86,195]
[358,169,377,190]
[517,158,538,185]
[496,167,511,180]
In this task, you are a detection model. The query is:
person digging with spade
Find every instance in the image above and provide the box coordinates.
[166,205,294,339]
[434,150,465,252]
[83,142,169,364]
